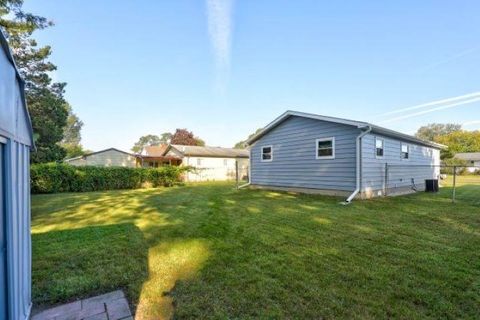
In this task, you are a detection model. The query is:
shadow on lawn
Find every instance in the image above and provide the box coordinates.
[32,223,148,312]
[31,183,480,319]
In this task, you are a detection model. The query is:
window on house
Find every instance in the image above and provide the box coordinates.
[375,138,384,158]
[316,138,335,159]
[261,146,272,162]
[224,159,228,166]
[197,158,202,166]
[401,143,409,159]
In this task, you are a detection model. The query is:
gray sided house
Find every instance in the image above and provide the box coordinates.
[0,30,33,319]
[246,111,444,201]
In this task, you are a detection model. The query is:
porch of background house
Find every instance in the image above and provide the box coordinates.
[137,156,182,168]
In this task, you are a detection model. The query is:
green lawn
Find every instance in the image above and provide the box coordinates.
[31,182,480,319]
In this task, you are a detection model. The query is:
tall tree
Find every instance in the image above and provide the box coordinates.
[170,129,204,146]
[415,123,461,142]
[159,132,172,144]
[1,0,72,163]
[234,128,263,149]
[131,135,162,153]
[60,104,84,158]
[436,130,480,154]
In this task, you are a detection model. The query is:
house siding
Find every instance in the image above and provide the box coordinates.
[250,116,359,191]
[67,150,137,167]
[184,157,249,182]
[0,30,32,320]
[361,133,440,195]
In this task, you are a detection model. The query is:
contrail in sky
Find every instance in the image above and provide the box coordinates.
[206,0,234,92]
[380,97,480,124]
[418,47,479,73]
[380,91,480,116]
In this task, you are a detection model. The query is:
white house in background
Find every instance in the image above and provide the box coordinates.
[65,148,137,167]
[163,145,250,182]
[0,29,33,320]
[454,152,480,172]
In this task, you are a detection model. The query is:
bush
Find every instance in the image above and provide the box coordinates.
[30,163,191,194]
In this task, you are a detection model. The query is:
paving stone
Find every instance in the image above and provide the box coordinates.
[106,298,132,320]
[82,312,108,320]
[82,290,124,309]
[32,291,131,320]
[32,301,81,320]
[55,301,105,320]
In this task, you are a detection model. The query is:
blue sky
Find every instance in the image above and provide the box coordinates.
[24,0,480,151]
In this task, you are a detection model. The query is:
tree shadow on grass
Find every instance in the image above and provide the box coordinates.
[31,183,480,319]
[32,223,148,313]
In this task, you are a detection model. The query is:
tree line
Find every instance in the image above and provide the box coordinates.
[0,0,84,163]
[131,129,205,153]
[2,2,478,162]
[415,123,480,159]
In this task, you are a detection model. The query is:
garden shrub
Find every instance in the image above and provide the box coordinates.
[30,163,191,194]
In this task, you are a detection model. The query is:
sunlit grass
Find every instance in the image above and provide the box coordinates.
[32,182,480,319]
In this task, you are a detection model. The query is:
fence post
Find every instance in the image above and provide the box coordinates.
[384,163,388,196]
[235,160,239,189]
[452,165,456,203]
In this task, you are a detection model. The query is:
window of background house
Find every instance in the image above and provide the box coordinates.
[316,138,335,159]
[261,146,272,162]
[224,159,228,166]
[375,138,384,158]
[401,143,409,159]
[197,158,202,166]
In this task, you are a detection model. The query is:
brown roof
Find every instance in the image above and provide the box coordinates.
[143,145,168,156]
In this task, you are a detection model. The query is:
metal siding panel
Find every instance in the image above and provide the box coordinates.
[250,116,358,190]
[3,141,31,320]
[0,143,6,320]
[361,134,439,191]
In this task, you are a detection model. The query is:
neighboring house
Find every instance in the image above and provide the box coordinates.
[139,145,182,167]
[246,111,444,200]
[163,145,249,181]
[454,152,480,172]
[0,29,33,320]
[65,148,137,167]
[64,144,250,182]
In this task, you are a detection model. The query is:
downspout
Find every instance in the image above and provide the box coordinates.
[344,125,372,203]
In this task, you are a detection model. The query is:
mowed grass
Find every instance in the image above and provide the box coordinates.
[31,182,480,319]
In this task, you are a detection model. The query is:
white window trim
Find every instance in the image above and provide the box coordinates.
[316,137,335,160]
[401,143,409,160]
[261,145,273,162]
[375,137,384,159]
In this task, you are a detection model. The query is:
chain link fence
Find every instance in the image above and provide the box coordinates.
[386,164,480,204]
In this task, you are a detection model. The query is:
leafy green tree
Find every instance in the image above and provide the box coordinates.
[437,130,480,154]
[415,123,480,159]
[61,104,85,158]
[131,135,162,153]
[1,0,72,163]
[160,132,172,144]
[234,128,263,149]
[415,123,461,142]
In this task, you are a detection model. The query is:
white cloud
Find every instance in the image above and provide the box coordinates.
[206,0,234,92]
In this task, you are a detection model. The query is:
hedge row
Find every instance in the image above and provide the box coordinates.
[30,163,191,194]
